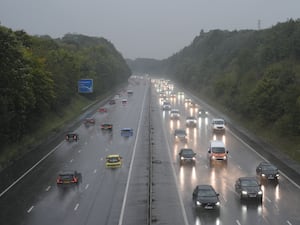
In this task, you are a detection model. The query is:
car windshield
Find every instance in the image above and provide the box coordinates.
[241,179,259,187]
[187,117,196,120]
[175,130,186,135]
[181,149,194,155]
[214,120,224,124]
[262,165,277,172]
[197,189,216,197]
[211,147,225,153]
[60,174,74,181]
[107,157,120,163]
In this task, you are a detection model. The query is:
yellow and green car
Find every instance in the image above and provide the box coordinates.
[106,154,122,168]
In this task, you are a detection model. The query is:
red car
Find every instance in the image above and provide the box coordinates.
[56,171,80,185]
[99,107,107,113]
[101,123,113,130]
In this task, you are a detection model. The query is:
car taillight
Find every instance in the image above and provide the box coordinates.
[73,177,78,183]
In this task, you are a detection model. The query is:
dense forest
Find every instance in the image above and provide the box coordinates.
[130,19,300,159]
[0,26,131,155]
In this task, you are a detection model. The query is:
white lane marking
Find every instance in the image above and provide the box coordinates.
[118,85,147,225]
[100,158,103,161]
[78,150,82,153]
[93,169,97,174]
[85,184,89,190]
[74,203,79,211]
[27,206,34,213]
[45,186,51,192]
[0,142,64,198]
[286,220,292,225]
[228,129,300,190]
[236,220,242,225]
[70,159,74,163]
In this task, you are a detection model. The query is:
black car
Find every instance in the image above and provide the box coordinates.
[56,171,80,185]
[256,162,279,182]
[235,177,263,203]
[179,148,196,165]
[174,129,187,142]
[192,185,220,211]
[65,133,79,142]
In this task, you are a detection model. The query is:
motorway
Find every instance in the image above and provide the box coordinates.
[0,76,299,225]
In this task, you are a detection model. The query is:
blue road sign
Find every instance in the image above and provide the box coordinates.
[78,79,93,93]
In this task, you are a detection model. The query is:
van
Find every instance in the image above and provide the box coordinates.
[208,140,228,163]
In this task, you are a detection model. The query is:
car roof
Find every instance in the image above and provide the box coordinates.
[180,148,195,153]
[196,184,214,190]
[239,177,258,181]
[212,118,224,121]
[107,154,121,158]
[59,170,77,175]
[210,140,225,147]
[121,128,133,130]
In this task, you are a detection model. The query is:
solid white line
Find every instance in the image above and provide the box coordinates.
[236,219,242,225]
[118,85,147,225]
[74,203,79,211]
[0,142,64,198]
[45,186,51,192]
[93,169,97,174]
[286,220,292,225]
[85,184,89,190]
[70,159,74,163]
[27,206,34,213]
[228,129,300,190]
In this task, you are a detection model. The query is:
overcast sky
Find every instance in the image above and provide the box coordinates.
[0,0,299,59]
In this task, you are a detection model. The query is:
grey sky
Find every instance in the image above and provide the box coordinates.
[0,0,299,59]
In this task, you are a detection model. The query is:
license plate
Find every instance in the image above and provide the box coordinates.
[249,194,257,197]
[205,206,213,209]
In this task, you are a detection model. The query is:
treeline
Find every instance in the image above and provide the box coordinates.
[130,19,300,137]
[0,26,131,150]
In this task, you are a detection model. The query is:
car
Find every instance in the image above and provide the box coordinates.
[121,128,133,137]
[121,98,128,104]
[179,148,196,165]
[211,118,225,133]
[198,109,208,117]
[101,123,113,130]
[170,109,180,120]
[109,99,116,105]
[162,102,171,110]
[184,98,192,103]
[99,107,108,113]
[192,185,220,211]
[174,129,187,142]
[208,140,228,164]
[84,117,95,126]
[106,154,122,168]
[186,116,197,128]
[65,133,79,142]
[178,91,184,96]
[56,170,80,185]
[189,102,198,108]
[256,162,279,182]
[235,177,263,203]
[170,92,177,98]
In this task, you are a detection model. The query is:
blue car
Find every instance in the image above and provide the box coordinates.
[121,128,133,137]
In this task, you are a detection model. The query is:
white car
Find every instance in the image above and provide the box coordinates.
[186,116,197,127]
[170,109,180,120]
[211,118,225,133]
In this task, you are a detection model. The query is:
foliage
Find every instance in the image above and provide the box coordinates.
[0,27,131,153]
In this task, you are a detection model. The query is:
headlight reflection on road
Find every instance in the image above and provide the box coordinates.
[275,184,280,200]
[179,167,185,190]
[170,120,174,130]
[210,168,216,187]
[191,167,197,184]
[162,111,166,119]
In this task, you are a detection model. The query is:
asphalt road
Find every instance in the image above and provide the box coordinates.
[0,77,299,225]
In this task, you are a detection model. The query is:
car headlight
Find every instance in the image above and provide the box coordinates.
[196,201,201,206]
[192,157,196,160]
[258,191,263,195]
[212,156,216,159]
[180,157,184,160]
[262,174,266,177]
[242,191,248,195]
[216,201,220,206]
[276,174,279,177]
[223,156,227,159]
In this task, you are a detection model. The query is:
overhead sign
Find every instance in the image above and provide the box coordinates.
[78,79,93,93]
